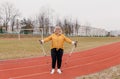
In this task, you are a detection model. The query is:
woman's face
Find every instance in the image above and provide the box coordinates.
[55,27,61,34]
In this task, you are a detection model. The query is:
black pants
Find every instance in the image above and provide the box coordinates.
[51,48,63,69]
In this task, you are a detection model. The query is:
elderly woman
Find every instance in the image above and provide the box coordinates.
[40,26,77,74]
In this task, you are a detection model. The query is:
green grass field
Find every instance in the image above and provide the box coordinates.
[0,37,120,60]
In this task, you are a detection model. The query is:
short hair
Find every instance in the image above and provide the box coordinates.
[54,26,62,34]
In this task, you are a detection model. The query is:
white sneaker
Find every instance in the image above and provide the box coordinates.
[50,69,55,74]
[57,69,62,74]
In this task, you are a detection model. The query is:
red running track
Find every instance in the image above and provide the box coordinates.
[0,42,120,79]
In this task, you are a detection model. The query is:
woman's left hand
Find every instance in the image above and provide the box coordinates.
[72,41,77,47]
[74,41,77,48]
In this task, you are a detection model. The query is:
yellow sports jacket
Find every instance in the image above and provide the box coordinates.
[43,33,72,49]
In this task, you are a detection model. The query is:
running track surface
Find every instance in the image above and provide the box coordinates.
[0,42,120,79]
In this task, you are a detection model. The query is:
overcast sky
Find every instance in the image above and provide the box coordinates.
[0,0,120,31]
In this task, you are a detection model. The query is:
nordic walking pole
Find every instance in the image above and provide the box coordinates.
[40,28,47,56]
[65,46,75,64]
[39,28,48,63]
[39,40,47,56]
[65,41,77,64]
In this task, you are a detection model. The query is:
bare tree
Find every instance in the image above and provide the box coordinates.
[63,18,68,35]
[37,6,53,35]
[0,9,2,23]
[0,8,3,28]
[0,2,20,32]
[0,10,2,33]
[20,18,34,34]
[74,20,80,35]
[16,19,20,31]
[62,18,74,36]
[85,21,91,36]
[56,18,63,32]
[56,18,63,27]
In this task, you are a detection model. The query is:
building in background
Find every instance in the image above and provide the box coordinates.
[74,26,108,37]
[110,30,120,36]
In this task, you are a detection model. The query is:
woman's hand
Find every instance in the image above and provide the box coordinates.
[72,41,78,47]
[74,41,77,48]
[39,40,44,44]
